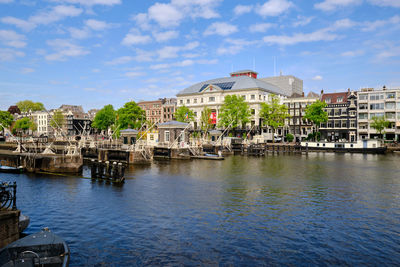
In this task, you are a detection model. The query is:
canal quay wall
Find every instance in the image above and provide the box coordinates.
[0,210,20,248]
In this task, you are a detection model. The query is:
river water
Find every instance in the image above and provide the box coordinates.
[2,153,400,266]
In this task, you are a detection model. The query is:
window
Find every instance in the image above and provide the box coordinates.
[342,121,347,128]
[295,103,299,108]
[251,95,255,100]
[350,121,356,128]
[397,102,400,109]
[359,103,368,110]
[386,102,395,109]
[370,113,384,119]
[386,92,396,99]
[325,98,331,103]
[370,103,384,110]
[370,93,384,100]
[150,134,154,141]
[241,95,246,100]
[327,121,333,128]
[359,113,368,120]
[194,98,197,104]
[180,100,183,104]
[186,99,190,104]
[335,121,341,128]
[386,112,395,119]
[259,95,262,100]
[194,112,197,116]
[201,98,203,103]
[251,109,255,115]
[165,131,170,142]
[209,97,215,102]
[337,96,343,102]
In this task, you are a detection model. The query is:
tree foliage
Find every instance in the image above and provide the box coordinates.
[13,117,36,133]
[92,105,116,131]
[175,105,195,123]
[370,116,390,139]
[218,95,251,129]
[0,111,14,131]
[260,94,290,130]
[117,101,145,130]
[50,110,65,130]
[16,100,45,113]
[200,106,213,132]
[304,100,328,129]
[286,133,294,142]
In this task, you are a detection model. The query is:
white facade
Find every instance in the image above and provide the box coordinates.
[32,111,51,135]
[357,88,400,140]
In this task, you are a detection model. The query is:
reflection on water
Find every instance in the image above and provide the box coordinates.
[2,153,400,265]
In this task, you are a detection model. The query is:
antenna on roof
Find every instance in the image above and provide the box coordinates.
[273,56,276,76]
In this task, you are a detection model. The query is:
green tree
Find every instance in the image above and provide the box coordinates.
[260,94,290,142]
[200,106,213,132]
[175,105,195,123]
[16,100,45,113]
[286,133,294,142]
[50,110,65,130]
[370,116,390,139]
[13,117,36,135]
[92,105,116,131]
[304,100,328,140]
[218,95,251,129]
[117,101,145,130]
[0,111,14,133]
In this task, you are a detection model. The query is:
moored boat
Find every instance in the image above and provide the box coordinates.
[0,166,25,174]
[18,214,30,233]
[0,228,69,267]
[301,139,387,154]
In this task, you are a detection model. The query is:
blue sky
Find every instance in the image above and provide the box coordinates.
[0,0,399,111]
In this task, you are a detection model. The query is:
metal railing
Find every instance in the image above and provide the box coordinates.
[0,181,17,211]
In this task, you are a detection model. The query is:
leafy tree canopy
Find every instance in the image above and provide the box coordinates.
[370,116,390,138]
[200,106,213,132]
[92,104,116,131]
[14,117,36,133]
[117,101,145,130]
[0,111,14,131]
[16,100,45,113]
[304,100,328,128]
[175,105,195,123]
[260,94,290,130]
[50,110,65,129]
[218,95,251,129]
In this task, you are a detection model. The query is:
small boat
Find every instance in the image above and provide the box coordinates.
[18,214,30,233]
[0,228,70,267]
[0,166,25,174]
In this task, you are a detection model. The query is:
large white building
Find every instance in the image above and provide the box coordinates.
[357,87,400,141]
[176,70,295,130]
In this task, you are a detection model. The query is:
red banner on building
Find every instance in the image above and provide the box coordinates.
[210,112,217,124]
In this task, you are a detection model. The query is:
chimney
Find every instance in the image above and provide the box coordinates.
[383,85,386,90]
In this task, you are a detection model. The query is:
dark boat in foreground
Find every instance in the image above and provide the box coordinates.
[0,228,69,267]
[18,214,30,233]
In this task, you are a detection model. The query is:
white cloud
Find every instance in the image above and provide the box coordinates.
[21,67,35,74]
[156,41,199,60]
[106,56,134,65]
[332,18,356,29]
[121,31,152,46]
[0,29,26,48]
[85,19,111,31]
[312,75,323,80]
[148,3,183,28]
[376,46,400,59]
[341,50,365,57]
[0,16,35,31]
[293,16,314,27]
[217,38,259,55]
[256,0,294,17]
[48,0,121,6]
[368,0,400,7]
[68,27,90,39]
[125,71,146,78]
[361,15,400,31]
[315,0,362,11]
[263,29,339,45]
[45,39,90,61]
[0,0,13,3]
[250,23,275,33]
[30,5,83,25]
[150,58,217,70]
[152,30,179,42]
[0,48,24,61]
[233,5,253,15]
[204,22,238,36]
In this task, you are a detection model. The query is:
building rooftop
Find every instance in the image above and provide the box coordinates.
[230,70,258,75]
[177,75,287,96]
[321,92,349,104]
[157,120,189,128]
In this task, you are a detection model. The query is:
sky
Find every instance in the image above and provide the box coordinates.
[0,0,399,111]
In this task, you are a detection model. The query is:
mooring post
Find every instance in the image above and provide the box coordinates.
[105,161,110,179]
[90,159,97,179]
[98,160,103,179]
[112,162,118,181]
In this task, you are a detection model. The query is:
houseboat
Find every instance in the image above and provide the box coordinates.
[301,139,386,154]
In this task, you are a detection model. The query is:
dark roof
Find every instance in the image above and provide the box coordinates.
[157,120,189,128]
[307,91,319,98]
[321,92,349,103]
[230,70,258,75]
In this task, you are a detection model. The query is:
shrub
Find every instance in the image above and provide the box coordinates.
[286,133,294,142]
